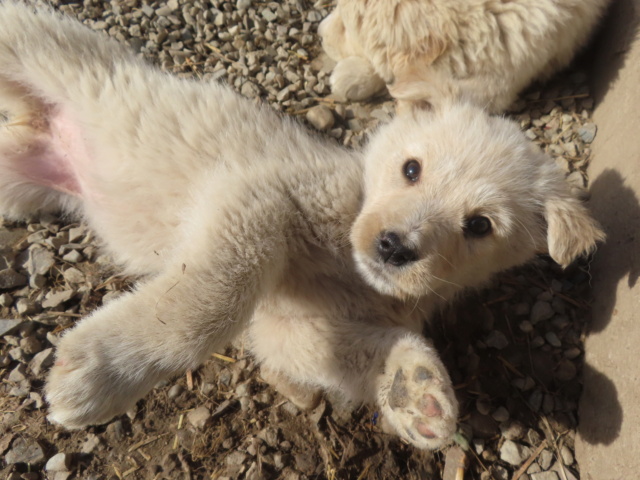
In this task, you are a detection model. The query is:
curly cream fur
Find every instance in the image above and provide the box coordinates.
[0,3,603,450]
[320,0,610,111]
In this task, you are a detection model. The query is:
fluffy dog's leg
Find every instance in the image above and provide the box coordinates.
[46,185,291,429]
[251,318,458,449]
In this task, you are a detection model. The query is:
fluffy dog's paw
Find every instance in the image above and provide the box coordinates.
[45,328,141,429]
[380,347,458,449]
[330,56,386,102]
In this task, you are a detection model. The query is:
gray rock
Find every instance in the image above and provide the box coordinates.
[0,318,22,336]
[492,406,510,422]
[27,246,55,276]
[9,363,28,382]
[62,250,83,263]
[63,267,85,284]
[306,105,335,131]
[577,123,597,143]
[226,451,248,466]
[531,472,560,480]
[500,440,532,466]
[237,0,252,10]
[29,391,44,409]
[544,331,562,347]
[168,384,184,399]
[5,437,46,465]
[560,445,574,466]
[530,301,554,324]
[555,359,577,381]
[19,335,42,355]
[81,433,102,454]
[42,289,75,308]
[485,331,509,349]
[30,347,54,376]
[0,269,27,289]
[187,406,211,429]
[538,449,553,469]
[46,452,71,472]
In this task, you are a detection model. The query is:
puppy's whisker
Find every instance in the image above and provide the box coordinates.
[514,217,538,250]
[434,252,455,269]
[430,274,462,289]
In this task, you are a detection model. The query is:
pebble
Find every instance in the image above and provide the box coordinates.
[42,289,75,308]
[168,384,184,399]
[306,105,335,131]
[538,449,553,469]
[560,444,574,465]
[29,347,55,376]
[577,123,597,143]
[0,318,22,336]
[500,440,532,466]
[530,301,554,324]
[531,472,559,480]
[81,433,102,454]
[187,406,211,429]
[555,359,577,381]
[5,437,46,465]
[0,268,27,289]
[545,331,562,347]
[19,336,42,355]
[226,451,248,466]
[45,452,71,472]
[9,363,28,382]
[63,267,85,284]
[485,330,509,349]
[27,247,55,276]
[492,406,510,422]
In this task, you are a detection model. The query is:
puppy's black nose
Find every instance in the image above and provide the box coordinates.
[377,231,418,266]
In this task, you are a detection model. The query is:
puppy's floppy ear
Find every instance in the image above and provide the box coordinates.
[545,196,606,268]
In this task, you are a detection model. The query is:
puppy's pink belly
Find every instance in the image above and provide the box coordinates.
[15,107,90,196]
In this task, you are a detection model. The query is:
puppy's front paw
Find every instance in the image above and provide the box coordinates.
[380,345,458,449]
[45,327,141,429]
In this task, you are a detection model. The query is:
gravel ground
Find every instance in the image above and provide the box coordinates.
[0,1,600,479]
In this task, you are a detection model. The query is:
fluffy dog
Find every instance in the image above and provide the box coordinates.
[0,3,604,450]
[320,0,610,111]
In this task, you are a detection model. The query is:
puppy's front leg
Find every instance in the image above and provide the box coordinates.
[46,196,288,429]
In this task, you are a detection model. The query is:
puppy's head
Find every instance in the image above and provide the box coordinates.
[351,103,605,299]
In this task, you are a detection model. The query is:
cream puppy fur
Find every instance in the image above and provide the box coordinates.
[0,4,604,450]
[320,0,610,111]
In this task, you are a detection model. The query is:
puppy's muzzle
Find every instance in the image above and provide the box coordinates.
[377,231,418,267]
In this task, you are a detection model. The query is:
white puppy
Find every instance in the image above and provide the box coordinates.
[0,3,603,450]
[320,0,610,111]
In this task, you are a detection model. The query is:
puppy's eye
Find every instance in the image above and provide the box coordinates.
[403,159,421,182]
[464,216,492,237]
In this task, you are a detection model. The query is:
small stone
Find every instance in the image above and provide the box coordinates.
[577,123,597,143]
[530,301,554,324]
[187,406,211,429]
[30,348,54,376]
[0,292,13,307]
[63,267,85,284]
[0,319,22,336]
[492,406,510,422]
[485,331,509,349]
[81,433,102,454]
[442,446,467,480]
[41,290,75,309]
[29,391,44,409]
[468,412,499,439]
[168,384,184,399]
[0,269,27,289]
[560,445,574,465]
[226,451,248,466]
[519,320,534,333]
[67,226,86,243]
[45,452,71,472]
[476,397,491,416]
[500,420,526,440]
[555,359,577,381]
[563,347,581,359]
[544,331,562,347]
[19,336,42,355]
[27,247,55,276]
[531,472,559,480]
[5,437,46,465]
[306,105,335,131]
[235,381,253,397]
[257,426,280,447]
[9,363,28,382]
[106,419,126,442]
[538,449,553,469]
[237,0,252,10]
[500,440,532,466]
[62,250,83,263]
